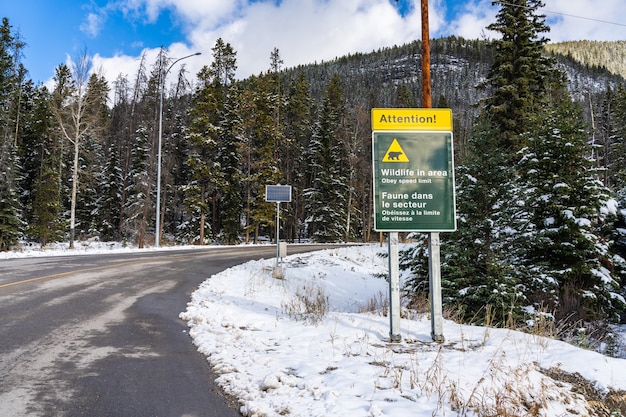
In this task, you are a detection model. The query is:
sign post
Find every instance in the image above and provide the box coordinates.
[265,185,292,278]
[371,108,455,342]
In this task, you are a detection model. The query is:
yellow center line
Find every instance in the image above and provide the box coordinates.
[0,254,197,289]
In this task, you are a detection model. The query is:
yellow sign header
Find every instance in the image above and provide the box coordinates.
[371,108,453,131]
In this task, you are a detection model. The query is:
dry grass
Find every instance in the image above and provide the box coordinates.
[358,290,388,313]
[281,283,329,325]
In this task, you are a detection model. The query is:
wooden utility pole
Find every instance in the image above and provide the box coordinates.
[421,0,444,343]
[421,0,432,109]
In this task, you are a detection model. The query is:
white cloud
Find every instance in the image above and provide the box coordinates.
[445,1,497,40]
[186,0,426,78]
[117,0,166,23]
[441,0,626,43]
[80,12,106,38]
[92,52,153,83]
[124,0,244,27]
[542,0,626,42]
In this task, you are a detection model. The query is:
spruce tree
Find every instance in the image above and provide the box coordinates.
[404,119,524,323]
[517,99,625,321]
[304,73,348,242]
[217,86,243,244]
[444,0,561,323]
[186,64,218,243]
[79,74,110,238]
[21,84,64,246]
[124,124,153,246]
[484,0,554,151]
[0,142,22,250]
[283,72,313,241]
[606,87,626,274]
[239,73,283,243]
[31,165,64,246]
[96,143,123,241]
[0,18,24,250]
[122,51,161,248]
[164,66,195,243]
[609,86,626,191]
[187,38,241,243]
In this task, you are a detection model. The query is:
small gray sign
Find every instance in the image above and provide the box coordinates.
[265,185,292,202]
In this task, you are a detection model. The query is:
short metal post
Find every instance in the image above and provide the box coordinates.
[388,232,402,342]
[429,232,444,342]
[276,202,280,267]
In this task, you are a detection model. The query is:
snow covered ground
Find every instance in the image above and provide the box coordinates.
[180,244,626,417]
[0,240,195,259]
[4,241,626,416]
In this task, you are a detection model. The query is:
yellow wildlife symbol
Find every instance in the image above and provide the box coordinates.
[382,138,409,162]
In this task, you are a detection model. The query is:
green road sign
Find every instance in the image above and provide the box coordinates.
[372,131,456,231]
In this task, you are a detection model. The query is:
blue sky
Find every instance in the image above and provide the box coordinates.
[4,0,626,89]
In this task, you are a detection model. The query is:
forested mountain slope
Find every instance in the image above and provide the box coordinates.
[546,40,626,80]
[278,36,625,154]
[283,37,625,106]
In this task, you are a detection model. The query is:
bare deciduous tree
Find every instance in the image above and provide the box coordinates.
[51,49,108,248]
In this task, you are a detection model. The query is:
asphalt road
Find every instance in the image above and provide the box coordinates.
[0,245,330,417]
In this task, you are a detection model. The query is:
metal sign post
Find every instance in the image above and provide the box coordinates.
[429,232,444,342]
[388,232,401,342]
[265,185,292,277]
[275,202,280,267]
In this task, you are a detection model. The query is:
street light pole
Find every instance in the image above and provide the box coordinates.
[156,52,201,248]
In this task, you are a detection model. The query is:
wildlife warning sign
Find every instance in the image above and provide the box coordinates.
[381,139,410,162]
[371,108,456,232]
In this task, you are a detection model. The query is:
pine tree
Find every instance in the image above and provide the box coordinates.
[484,0,554,151]
[283,72,313,241]
[0,18,25,250]
[101,74,132,241]
[21,84,64,246]
[239,74,283,243]
[442,0,560,323]
[118,53,149,243]
[187,38,241,244]
[131,50,163,247]
[237,49,290,244]
[96,143,123,241]
[0,141,22,250]
[517,99,625,321]
[123,125,152,246]
[174,71,196,231]
[155,60,195,243]
[304,73,349,242]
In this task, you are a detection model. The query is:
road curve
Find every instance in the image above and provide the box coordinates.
[0,245,333,417]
